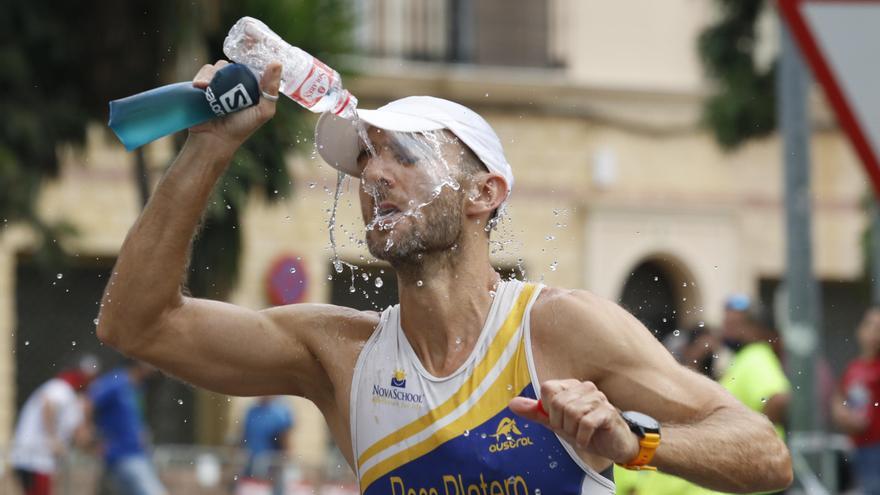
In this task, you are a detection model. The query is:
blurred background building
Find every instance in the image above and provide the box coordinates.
[0,0,872,492]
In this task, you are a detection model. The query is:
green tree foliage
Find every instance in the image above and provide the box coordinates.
[1,1,176,263]
[2,0,352,296]
[698,0,776,150]
[188,0,353,298]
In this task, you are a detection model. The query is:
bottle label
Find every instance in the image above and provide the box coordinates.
[288,58,336,108]
[332,91,353,116]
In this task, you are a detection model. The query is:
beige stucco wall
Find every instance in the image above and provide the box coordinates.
[566,0,715,92]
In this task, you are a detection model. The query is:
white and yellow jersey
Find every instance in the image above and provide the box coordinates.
[350,279,615,494]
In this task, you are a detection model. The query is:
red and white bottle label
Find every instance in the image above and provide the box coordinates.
[288,58,336,108]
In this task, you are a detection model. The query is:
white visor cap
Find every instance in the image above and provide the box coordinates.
[315,96,513,198]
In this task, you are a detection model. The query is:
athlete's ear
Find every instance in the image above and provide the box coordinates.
[465,173,507,217]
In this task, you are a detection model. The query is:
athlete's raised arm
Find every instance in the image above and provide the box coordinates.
[96,61,364,400]
[511,289,792,493]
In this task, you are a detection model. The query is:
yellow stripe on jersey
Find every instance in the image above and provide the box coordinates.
[359,337,532,492]
[357,284,536,470]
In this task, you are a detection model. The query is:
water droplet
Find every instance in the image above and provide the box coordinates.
[672,330,680,337]
[545,234,555,241]
[549,461,558,469]
[177,399,184,405]
[374,278,384,288]
[455,337,462,345]
[653,276,659,282]
[481,433,487,439]
[662,317,668,323]
[682,282,687,287]
[71,340,77,347]
[761,398,767,403]
[349,286,356,293]
[93,318,99,325]
[24,341,29,346]
[506,384,513,391]
[698,321,705,328]
[56,273,63,279]
[309,182,317,189]
[289,267,296,274]
[549,261,558,271]
[463,430,470,437]
[416,280,423,287]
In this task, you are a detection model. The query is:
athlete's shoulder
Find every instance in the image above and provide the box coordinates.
[532,286,623,328]
[263,302,381,342]
[530,286,648,377]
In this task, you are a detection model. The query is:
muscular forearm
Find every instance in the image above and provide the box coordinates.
[97,136,235,350]
[654,405,792,493]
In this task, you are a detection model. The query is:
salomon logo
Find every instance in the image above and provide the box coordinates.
[206,83,253,117]
[218,83,253,113]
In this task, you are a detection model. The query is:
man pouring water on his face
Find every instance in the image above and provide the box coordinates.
[97,17,793,495]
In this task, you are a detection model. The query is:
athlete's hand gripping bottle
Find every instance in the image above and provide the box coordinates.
[223,16,357,119]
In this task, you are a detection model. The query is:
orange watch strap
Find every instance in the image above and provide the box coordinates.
[618,432,660,471]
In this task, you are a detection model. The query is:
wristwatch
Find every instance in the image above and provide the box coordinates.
[617,411,661,471]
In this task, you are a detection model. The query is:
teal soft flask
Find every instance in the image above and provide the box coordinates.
[108,64,261,151]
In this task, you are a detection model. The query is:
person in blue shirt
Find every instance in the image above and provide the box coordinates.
[240,396,294,495]
[89,360,165,495]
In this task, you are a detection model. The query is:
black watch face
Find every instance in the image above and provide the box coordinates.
[622,411,660,434]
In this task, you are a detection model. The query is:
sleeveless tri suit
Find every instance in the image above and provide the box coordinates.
[350,280,616,494]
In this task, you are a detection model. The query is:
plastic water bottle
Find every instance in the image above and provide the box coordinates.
[108,64,261,150]
[223,16,357,119]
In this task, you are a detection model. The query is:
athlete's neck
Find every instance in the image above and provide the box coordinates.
[396,238,501,377]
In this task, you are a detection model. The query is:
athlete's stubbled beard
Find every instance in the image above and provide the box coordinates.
[366,186,464,268]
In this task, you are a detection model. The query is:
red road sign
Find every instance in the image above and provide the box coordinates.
[779,0,880,197]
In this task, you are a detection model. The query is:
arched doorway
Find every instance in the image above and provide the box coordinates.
[618,256,702,342]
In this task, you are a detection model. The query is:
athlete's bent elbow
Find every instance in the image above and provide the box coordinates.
[768,443,794,491]
[96,313,157,358]
[95,319,116,348]
[95,318,136,354]
[748,437,792,493]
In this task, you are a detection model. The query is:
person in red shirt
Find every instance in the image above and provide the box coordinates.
[833,307,880,494]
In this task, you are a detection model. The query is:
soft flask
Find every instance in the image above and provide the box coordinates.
[108,63,261,151]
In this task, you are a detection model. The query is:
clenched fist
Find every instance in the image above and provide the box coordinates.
[509,379,641,464]
[189,60,282,151]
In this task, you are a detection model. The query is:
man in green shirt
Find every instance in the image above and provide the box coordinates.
[719,295,791,439]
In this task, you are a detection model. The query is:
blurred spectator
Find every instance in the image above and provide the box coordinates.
[10,355,100,495]
[719,294,791,440]
[832,307,880,494]
[664,324,719,378]
[238,397,294,495]
[89,360,165,495]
